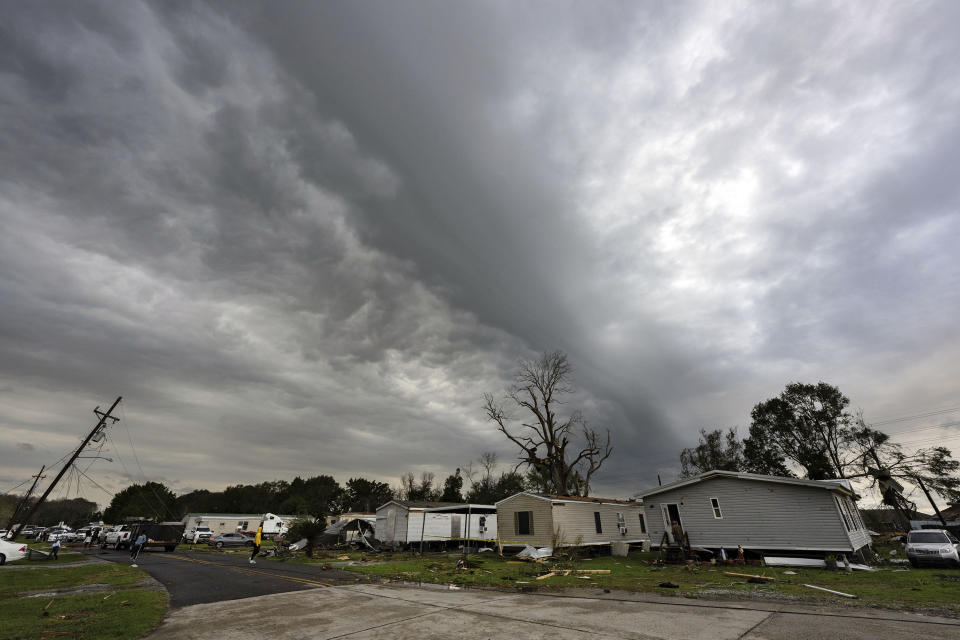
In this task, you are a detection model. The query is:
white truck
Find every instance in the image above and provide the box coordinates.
[102,525,134,550]
[183,526,214,544]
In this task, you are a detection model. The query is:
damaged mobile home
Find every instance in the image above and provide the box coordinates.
[375,501,497,548]
[495,492,648,549]
[640,470,871,557]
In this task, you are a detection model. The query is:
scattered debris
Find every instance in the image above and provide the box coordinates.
[535,572,556,581]
[658,582,679,588]
[516,545,553,560]
[888,549,897,556]
[783,571,797,575]
[802,584,857,599]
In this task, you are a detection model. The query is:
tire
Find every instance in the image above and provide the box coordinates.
[909,558,919,568]
[244,541,254,547]
[0,553,6,565]
[165,546,175,552]
[215,542,224,549]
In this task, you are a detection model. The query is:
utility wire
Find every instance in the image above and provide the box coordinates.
[119,402,173,517]
[866,406,960,428]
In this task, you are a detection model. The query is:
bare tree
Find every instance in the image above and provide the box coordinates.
[484,351,612,496]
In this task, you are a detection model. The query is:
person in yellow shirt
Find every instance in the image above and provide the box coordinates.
[249,521,263,565]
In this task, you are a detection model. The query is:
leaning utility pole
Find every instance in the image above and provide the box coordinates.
[5,465,46,532]
[9,397,121,539]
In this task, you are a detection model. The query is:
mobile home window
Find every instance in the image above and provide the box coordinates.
[515,511,534,536]
[846,497,864,530]
[710,498,723,519]
[834,496,853,531]
[638,513,646,533]
[594,511,603,534]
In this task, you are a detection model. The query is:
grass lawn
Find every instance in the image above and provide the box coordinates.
[267,549,418,565]
[343,550,960,616]
[0,563,167,640]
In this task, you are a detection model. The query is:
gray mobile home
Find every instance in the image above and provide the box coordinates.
[640,470,871,555]
[496,492,648,548]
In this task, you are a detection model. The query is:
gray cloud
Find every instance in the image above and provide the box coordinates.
[2,1,959,505]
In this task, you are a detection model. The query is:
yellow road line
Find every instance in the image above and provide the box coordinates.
[167,554,332,588]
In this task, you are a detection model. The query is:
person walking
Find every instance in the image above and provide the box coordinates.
[50,538,61,560]
[130,533,147,561]
[83,533,92,549]
[249,521,263,565]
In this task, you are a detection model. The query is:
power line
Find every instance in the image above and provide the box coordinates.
[119,402,173,517]
[866,406,960,428]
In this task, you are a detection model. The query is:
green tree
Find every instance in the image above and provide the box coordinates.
[743,382,852,479]
[343,477,393,512]
[103,482,177,522]
[679,428,745,477]
[484,351,612,496]
[439,469,463,502]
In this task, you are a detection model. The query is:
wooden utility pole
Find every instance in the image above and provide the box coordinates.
[5,466,46,532]
[914,476,949,528]
[9,397,121,539]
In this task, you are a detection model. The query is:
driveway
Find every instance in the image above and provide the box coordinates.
[146,583,960,640]
[85,548,363,607]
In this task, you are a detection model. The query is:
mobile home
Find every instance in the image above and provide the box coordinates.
[639,470,871,556]
[182,512,299,537]
[495,493,648,548]
[374,501,497,547]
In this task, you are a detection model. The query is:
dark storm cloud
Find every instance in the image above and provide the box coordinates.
[2,1,959,503]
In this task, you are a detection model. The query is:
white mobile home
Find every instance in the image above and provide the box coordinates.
[182,512,300,537]
[640,470,871,556]
[495,493,648,548]
[375,501,498,547]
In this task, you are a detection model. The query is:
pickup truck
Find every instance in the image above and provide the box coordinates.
[183,526,214,544]
[102,525,134,550]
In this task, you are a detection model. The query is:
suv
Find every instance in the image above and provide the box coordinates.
[184,526,213,544]
[905,529,960,567]
[103,525,134,550]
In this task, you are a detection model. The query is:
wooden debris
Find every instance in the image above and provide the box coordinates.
[723,571,775,581]
[572,569,610,575]
[535,572,556,580]
[802,584,857,598]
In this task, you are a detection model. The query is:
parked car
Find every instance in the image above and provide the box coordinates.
[46,528,77,543]
[102,525,134,550]
[208,533,255,549]
[905,529,960,567]
[0,539,29,565]
[184,526,214,543]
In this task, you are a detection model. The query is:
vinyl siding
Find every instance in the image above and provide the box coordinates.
[551,502,647,545]
[643,476,869,552]
[496,494,555,546]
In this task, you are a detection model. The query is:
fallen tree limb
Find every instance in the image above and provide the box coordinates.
[723,572,775,581]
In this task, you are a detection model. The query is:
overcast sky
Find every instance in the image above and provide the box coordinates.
[3,1,959,508]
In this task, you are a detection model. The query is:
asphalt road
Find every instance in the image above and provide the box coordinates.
[85,547,363,607]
